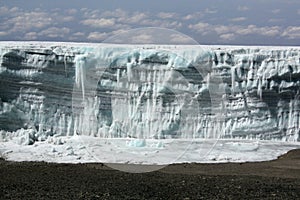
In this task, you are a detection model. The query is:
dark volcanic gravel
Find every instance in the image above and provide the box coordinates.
[1,149,300,199]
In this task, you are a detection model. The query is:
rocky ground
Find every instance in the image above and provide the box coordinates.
[1,149,300,199]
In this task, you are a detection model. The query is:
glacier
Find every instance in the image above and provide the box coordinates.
[0,42,300,166]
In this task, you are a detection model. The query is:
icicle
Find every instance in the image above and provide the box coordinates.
[0,49,4,68]
[207,73,210,89]
[74,55,86,100]
[73,116,78,136]
[67,116,73,136]
[75,58,81,87]
[80,63,85,100]
[0,48,3,60]
[288,100,293,128]
[298,111,300,131]
[64,54,68,77]
[117,68,120,83]
[231,66,236,95]
[127,63,132,82]
[257,77,262,99]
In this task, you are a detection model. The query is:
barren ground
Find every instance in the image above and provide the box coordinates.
[1,149,300,199]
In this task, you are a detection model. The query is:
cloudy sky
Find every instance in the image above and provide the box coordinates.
[0,0,299,45]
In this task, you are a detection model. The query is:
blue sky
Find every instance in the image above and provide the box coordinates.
[0,0,299,45]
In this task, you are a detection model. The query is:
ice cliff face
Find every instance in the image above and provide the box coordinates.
[0,42,299,144]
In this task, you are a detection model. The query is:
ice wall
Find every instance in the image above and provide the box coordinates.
[0,42,299,144]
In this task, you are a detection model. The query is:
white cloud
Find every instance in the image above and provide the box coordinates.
[0,6,9,16]
[60,16,75,22]
[81,18,115,28]
[82,9,101,19]
[235,26,254,35]
[80,8,88,12]
[237,6,249,11]
[271,9,281,14]
[5,11,53,32]
[133,34,153,44]
[183,14,193,20]
[219,33,235,41]
[229,17,247,22]
[214,25,237,34]
[0,6,21,16]
[262,27,281,37]
[51,8,61,12]
[189,22,283,41]
[66,9,77,15]
[0,31,8,37]
[10,7,20,13]
[101,8,127,18]
[170,33,195,44]
[282,26,300,39]
[188,22,211,32]
[119,12,147,24]
[157,12,177,19]
[87,32,108,41]
[204,8,217,14]
[111,29,130,36]
[163,21,182,29]
[183,12,203,20]
[268,18,284,23]
[85,9,148,25]
[69,32,86,41]
[140,19,182,29]
[81,9,136,30]
[39,27,70,38]
[39,8,176,35]
[50,14,75,23]
[73,32,85,37]
[24,32,38,40]
[236,25,281,36]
